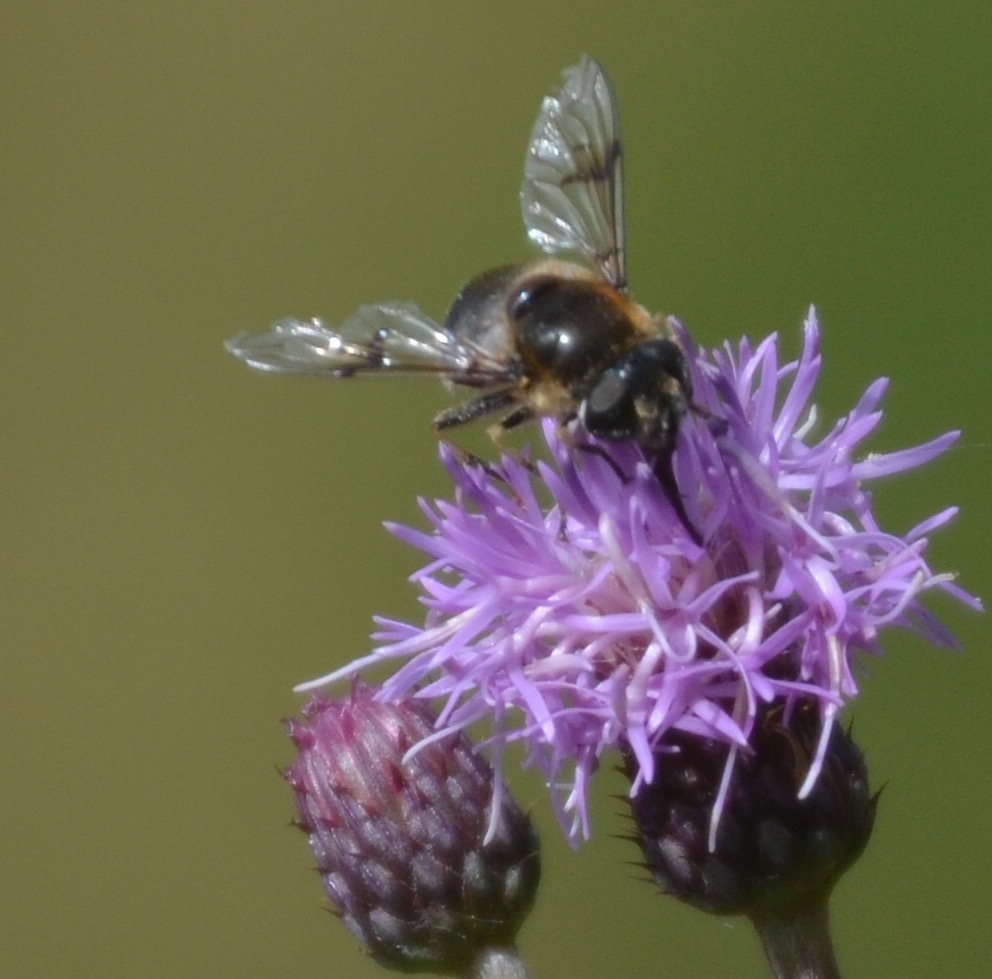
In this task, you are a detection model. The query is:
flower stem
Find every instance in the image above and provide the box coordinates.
[750,900,841,979]
[469,946,533,979]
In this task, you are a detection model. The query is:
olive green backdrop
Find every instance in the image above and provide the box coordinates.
[3,3,988,977]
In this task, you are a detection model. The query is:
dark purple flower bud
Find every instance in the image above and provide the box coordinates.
[624,701,876,920]
[285,689,540,975]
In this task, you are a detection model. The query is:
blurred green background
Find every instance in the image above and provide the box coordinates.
[3,3,988,977]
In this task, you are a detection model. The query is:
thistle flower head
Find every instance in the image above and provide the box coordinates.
[285,687,540,974]
[626,702,877,918]
[305,308,979,843]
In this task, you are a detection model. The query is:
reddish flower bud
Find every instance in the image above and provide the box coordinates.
[285,689,540,975]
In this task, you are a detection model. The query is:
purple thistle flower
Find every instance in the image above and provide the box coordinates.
[302,307,979,844]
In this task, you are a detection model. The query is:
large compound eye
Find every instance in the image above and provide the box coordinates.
[583,338,692,450]
[582,363,638,440]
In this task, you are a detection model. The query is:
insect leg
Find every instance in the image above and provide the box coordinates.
[489,403,534,435]
[432,389,519,431]
[437,435,514,486]
[434,392,537,488]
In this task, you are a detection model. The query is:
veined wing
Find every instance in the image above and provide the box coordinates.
[226,301,513,383]
[521,55,627,291]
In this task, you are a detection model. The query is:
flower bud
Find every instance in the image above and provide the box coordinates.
[285,689,540,974]
[625,703,876,919]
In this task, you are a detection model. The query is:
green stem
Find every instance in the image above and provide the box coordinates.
[750,899,842,979]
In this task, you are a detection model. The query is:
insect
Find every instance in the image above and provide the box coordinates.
[226,56,701,544]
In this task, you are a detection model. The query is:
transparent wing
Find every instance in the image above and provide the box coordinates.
[521,55,626,291]
[226,301,510,382]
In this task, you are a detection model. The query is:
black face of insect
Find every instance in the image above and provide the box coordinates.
[226,56,700,544]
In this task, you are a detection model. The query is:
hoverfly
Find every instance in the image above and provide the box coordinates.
[227,56,701,544]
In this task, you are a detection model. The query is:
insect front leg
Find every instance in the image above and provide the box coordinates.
[432,390,533,480]
[432,389,520,432]
[433,394,537,503]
